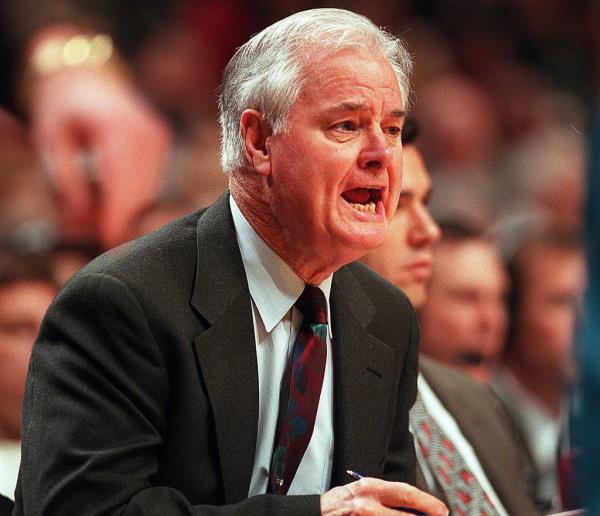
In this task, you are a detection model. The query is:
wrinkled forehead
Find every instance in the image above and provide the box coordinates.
[297,44,403,99]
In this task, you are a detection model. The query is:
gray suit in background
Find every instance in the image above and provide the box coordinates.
[416,357,540,515]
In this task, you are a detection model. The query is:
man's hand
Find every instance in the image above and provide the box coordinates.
[321,477,448,515]
[28,49,172,249]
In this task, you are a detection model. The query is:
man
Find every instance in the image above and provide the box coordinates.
[14,9,447,516]
[494,230,586,511]
[417,222,510,384]
[361,119,540,515]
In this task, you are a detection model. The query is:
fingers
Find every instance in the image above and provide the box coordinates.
[321,484,402,516]
[347,478,448,516]
[321,479,448,516]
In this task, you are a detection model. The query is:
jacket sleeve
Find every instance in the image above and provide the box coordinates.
[13,271,320,516]
[381,305,418,486]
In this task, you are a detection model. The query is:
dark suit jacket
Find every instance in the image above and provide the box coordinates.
[14,192,419,515]
[416,357,540,515]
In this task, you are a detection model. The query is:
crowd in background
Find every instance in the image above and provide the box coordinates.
[0,0,598,512]
[1,0,599,246]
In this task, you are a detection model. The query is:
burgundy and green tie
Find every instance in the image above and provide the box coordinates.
[268,285,328,495]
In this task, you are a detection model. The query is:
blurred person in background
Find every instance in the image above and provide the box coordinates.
[361,118,539,515]
[0,0,177,249]
[0,249,58,501]
[417,222,510,384]
[493,229,586,513]
[0,0,267,250]
[416,73,502,227]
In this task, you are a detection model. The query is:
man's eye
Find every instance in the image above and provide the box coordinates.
[385,126,402,136]
[333,121,356,132]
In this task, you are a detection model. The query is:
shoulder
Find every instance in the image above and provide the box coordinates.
[420,357,491,398]
[74,208,209,292]
[342,260,414,311]
[420,357,509,421]
[336,261,418,340]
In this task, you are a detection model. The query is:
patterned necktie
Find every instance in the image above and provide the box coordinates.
[268,285,328,495]
[411,392,500,516]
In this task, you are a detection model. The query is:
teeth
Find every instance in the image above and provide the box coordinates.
[350,201,376,213]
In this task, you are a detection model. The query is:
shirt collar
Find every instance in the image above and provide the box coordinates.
[230,195,333,338]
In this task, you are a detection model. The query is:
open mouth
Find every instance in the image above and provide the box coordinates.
[341,187,382,214]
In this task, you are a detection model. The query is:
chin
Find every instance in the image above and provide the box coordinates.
[345,225,388,251]
[405,287,426,309]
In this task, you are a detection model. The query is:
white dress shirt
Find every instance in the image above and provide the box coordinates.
[414,374,509,516]
[229,196,334,497]
[0,439,20,500]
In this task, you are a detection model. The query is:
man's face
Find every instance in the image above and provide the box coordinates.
[361,145,441,307]
[0,280,56,439]
[512,246,585,384]
[418,240,509,384]
[264,49,405,269]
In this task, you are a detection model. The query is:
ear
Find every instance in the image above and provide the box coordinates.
[240,109,272,176]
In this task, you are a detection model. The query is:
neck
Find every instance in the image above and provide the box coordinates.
[230,177,345,285]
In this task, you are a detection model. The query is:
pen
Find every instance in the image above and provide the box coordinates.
[345,470,428,516]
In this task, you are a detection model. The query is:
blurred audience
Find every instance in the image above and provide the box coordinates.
[0,249,58,500]
[417,73,501,227]
[494,229,586,512]
[417,222,510,384]
[0,0,596,252]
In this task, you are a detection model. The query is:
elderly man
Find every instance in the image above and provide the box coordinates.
[14,9,446,516]
[361,119,540,515]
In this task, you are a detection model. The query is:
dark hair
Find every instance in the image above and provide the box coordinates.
[401,116,418,145]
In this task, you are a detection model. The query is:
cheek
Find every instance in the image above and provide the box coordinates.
[442,302,476,330]
[0,345,31,394]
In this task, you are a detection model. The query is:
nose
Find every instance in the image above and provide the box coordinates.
[478,298,507,337]
[358,129,394,171]
[409,204,441,247]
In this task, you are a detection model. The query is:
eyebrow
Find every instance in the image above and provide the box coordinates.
[324,101,406,118]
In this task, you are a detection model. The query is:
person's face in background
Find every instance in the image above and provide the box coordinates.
[361,145,441,308]
[510,245,586,386]
[0,280,56,440]
[418,239,509,384]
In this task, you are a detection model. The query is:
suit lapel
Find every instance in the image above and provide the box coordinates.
[330,266,397,485]
[420,359,535,515]
[191,192,259,504]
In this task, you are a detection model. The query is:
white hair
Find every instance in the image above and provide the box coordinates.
[218,8,413,173]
